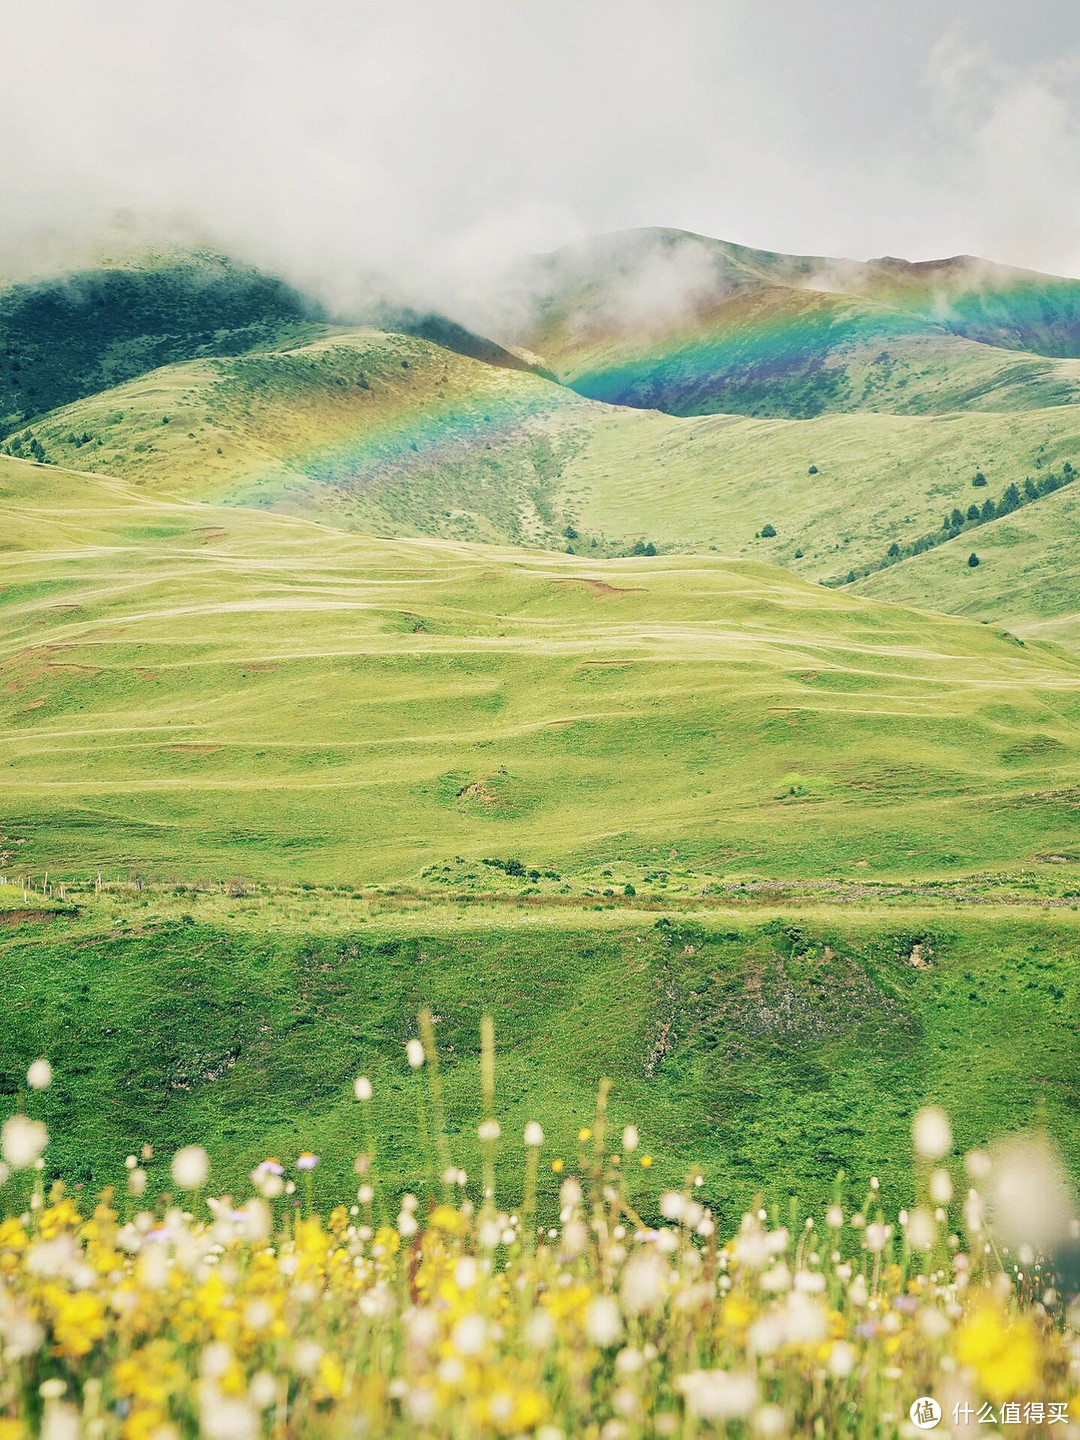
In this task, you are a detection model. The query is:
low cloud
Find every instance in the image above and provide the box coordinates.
[0,0,1077,336]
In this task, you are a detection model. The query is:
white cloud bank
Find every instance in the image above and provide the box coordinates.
[0,0,1077,321]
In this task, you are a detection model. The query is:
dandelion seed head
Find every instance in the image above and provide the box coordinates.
[616,1346,644,1375]
[913,1107,952,1161]
[452,1314,486,1356]
[200,1341,233,1379]
[965,1148,992,1180]
[559,1177,583,1208]
[406,1039,424,1069]
[752,1403,786,1437]
[988,1133,1074,1252]
[659,1191,685,1222]
[585,1295,622,1347]
[676,1369,757,1421]
[930,1169,953,1204]
[1,1116,48,1171]
[828,1340,856,1378]
[171,1145,209,1190]
[292,1340,323,1376]
[248,1372,277,1410]
[354,1076,373,1101]
[524,1308,555,1349]
[26,1059,52,1091]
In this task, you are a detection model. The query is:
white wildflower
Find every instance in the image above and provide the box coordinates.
[913,1107,952,1160]
[677,1369,757,1421]
[1,1116,48,1170]
[171,1145,209,1190]
[585,1296,622,1347]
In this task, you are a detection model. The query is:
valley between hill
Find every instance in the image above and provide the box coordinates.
[2,231,1080,1203]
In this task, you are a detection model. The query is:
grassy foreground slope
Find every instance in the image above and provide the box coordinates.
[3,896,1079,1207]
[3,454,1080,884]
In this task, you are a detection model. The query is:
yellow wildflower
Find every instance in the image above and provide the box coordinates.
[317,1352,346,1400]
[38,1198,81,1239]
[956,1303,1039,1403]
[0,1218,27,1251]
[429,1204,468,1236]
[46,1287,107,1358]
[374,1225,401,1256]
[722,1293,754,1331]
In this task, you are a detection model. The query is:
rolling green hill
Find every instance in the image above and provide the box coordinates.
[856,479,1080,650]
[554,403,1080,584]
[513,228,1080,418]
[2,329,597,546]
[4,453,1080,886]
[14,334,1079,596]
[4,231,1080,1210]
[0,251,328,433]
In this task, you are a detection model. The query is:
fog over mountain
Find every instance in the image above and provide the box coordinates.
[2,0,1078,328]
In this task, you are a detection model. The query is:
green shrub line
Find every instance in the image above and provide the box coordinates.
[830,462,1076,585]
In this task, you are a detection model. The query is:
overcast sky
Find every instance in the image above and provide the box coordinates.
[3,0,1078,310]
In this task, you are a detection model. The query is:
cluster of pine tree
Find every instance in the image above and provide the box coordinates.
[852,462,1076,581]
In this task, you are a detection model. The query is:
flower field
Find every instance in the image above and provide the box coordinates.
[0,1017,1077,1439]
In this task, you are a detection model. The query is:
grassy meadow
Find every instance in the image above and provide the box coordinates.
[4,455,1080,884]
[3,243,1080,1435]
[11,332,1078,630]
[3,1023,1076,1440]
[3,886,1080,1212]
[857,479,1080,650]
[3,443,1080,1221]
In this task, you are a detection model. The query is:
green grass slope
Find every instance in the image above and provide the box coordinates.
[3,455,1080,885]
[514,228,1080,418]
[856,480,1080,650]
[0,252,328,433]
[554,404,1080,583]
[2,330,597,546]
[4,899,1079,1209]
[12,334,1080,590]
